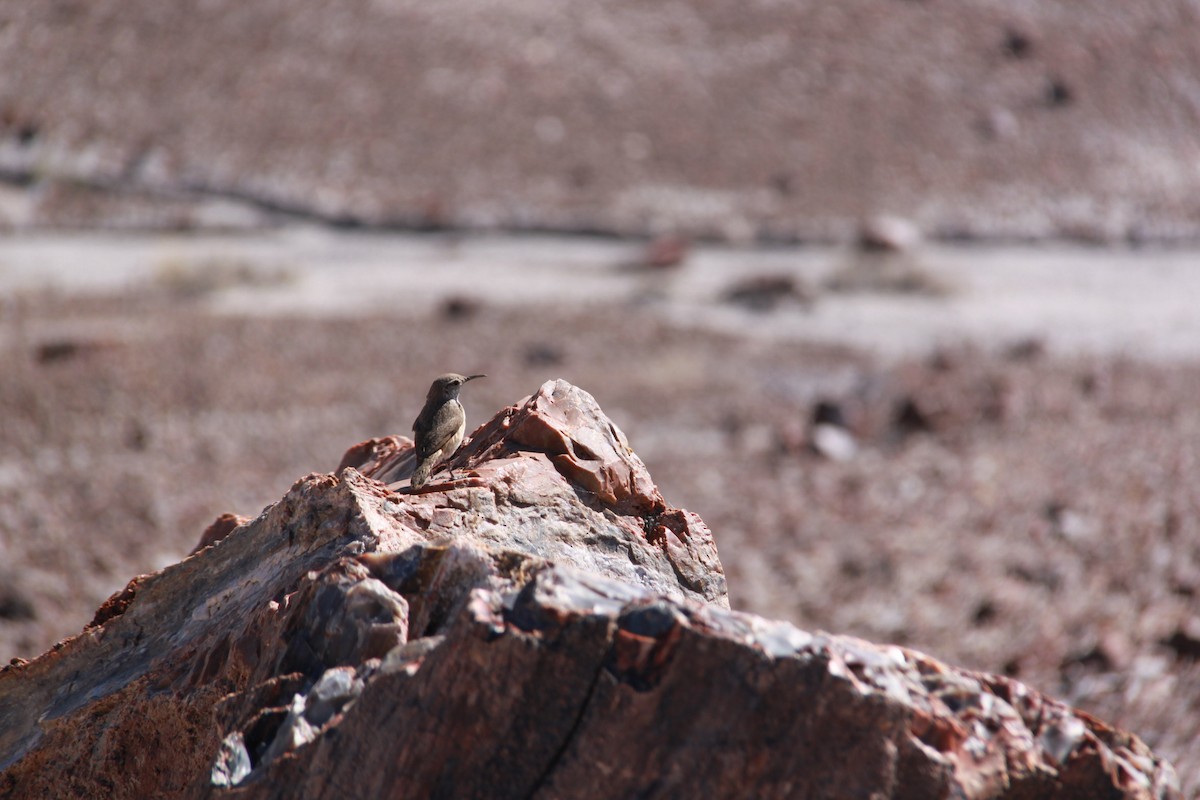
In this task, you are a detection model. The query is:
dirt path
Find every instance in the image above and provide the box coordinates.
[3,229,1200,361]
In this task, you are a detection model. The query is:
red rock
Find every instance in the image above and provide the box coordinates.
[0,381,1180,799]
[192,512,252,553]
[641,235,690,269]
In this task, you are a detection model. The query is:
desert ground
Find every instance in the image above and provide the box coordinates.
[5,0,1200,793]
[0,229,1197,792]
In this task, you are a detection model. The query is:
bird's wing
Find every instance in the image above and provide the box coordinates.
[412,403,432,435]
[415,402,462,460]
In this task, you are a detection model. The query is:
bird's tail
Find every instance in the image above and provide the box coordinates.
[410,459,431,489]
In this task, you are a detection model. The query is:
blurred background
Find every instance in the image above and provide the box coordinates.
[1,0,1199,792]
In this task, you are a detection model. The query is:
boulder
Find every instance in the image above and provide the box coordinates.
[0,381,1179,799]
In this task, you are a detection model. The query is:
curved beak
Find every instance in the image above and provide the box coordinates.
[465,374,486,382]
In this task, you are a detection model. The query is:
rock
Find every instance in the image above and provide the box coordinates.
[892,395,935,436]
[192,512,252,553]
[616,234,689,274]
[812,399,851,429]
[1161,622,1200,661]
[808,400,859,461]
[979,107,1020,141]
[858,215,923,253]
[1002,28,1035,59]
[522,342,565,367]
[720,274,811,312]
[810,423,858,462]
[0,572,35,622]
[0,380,1180,799]
[1004,337,1047,362]
[1045,502,1097,543]
[439,296,482,321]
[1045,77,1075,108]
[33,340,85,364]
[641,234,690,270]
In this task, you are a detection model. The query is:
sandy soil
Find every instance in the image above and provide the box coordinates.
[1,231,1198,793]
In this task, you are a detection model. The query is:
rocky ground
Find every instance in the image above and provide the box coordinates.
[4,0,1200,241]
[0,238,1197,792]
[4,0,1199,792]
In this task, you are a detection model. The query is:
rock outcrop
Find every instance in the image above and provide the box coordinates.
[0,381,1180,799]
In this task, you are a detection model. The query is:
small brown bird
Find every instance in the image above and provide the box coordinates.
[410,373,485,488]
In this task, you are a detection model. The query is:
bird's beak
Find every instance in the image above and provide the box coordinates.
[465,374,486,382]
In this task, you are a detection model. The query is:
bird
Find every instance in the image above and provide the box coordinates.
[410,373,485,489]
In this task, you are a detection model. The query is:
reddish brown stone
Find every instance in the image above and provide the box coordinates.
[0,382,1179,799]
[192,513,252,554]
